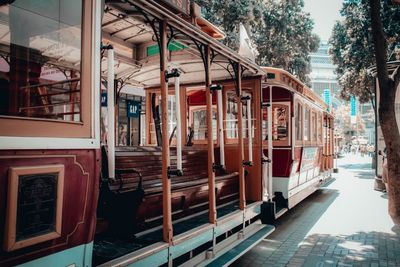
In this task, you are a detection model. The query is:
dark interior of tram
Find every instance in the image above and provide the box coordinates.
[93,1,259,265]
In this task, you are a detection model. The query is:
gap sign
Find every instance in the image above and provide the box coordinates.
[127,100,141,118]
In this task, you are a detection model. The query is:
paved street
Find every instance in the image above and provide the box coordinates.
[232,154,400,267]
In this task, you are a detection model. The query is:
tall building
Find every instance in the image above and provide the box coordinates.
[310,41,375,144]
[309,41,341,109]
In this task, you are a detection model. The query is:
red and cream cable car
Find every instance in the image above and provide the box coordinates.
[260,67,334,223]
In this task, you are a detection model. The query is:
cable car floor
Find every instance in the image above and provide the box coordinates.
[93,200,247,265]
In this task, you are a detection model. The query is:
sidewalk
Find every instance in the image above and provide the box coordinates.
[232,154,400,267]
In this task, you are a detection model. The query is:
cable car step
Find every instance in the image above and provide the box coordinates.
[275,207,288,219]
[205,222,274,267]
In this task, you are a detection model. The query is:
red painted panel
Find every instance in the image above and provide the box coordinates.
[263,86,292,102]
[264,149,293,177]
[0,149,100,267]
[187,90,217,106]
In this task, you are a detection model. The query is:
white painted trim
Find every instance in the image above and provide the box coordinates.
[92,0,101,146]
[0,137,100,150]
[175,75,182,171]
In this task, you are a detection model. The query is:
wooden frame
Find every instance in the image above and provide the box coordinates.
[271,102,291,147]
[294,99,303,146]
[4,165,65,251]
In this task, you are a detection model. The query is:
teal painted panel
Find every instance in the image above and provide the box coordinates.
[127,248,169,267]
[206,225,275,267]
[17,242,92,267]
[215,216,243,236]
[170,229,214,258]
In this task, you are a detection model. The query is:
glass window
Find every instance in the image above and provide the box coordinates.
[317,113,322,142]
[0,1,82,122]
[226,91,248,139]
[190,107,217,141]
[295,102,302,141]
[304,107,310,141]
[272,104,289,142]
[311,111,317,141]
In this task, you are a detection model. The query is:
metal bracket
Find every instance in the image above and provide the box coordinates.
[165,68,180,82]
[100,43,113,50]
[261,103,270,108]
[210,84,222,92]
[243,161,253,167]
[262,159,271,164]
[240,95,251,102]
[212,163,225,172]
[167,166,183,178]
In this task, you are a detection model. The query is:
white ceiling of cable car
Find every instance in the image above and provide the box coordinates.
[102,5,238,89]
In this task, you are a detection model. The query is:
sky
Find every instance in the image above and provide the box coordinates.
[303,0,343,42]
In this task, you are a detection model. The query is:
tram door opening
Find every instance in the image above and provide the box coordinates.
[261,86,273,201]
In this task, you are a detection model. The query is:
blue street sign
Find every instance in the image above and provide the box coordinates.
[127,100,141,118]
[350,96,356,116]
[101,92,107,107]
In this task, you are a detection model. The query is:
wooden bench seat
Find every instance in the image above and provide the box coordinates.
[103,146,240,233]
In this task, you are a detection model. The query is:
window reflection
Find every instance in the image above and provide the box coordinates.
[0,0,82,122]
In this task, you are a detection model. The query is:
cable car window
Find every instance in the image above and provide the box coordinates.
[295,101,303,141]
[304,106,310,141]
[311,111,317,141]
[226,91,248,139]
[272,103,290,145]
[317,113,322,142]
[190,107,217,141]
[0,1,83,122]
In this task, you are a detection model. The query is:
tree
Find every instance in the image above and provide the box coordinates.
[256,0,320,84]
[369,0,400,224]
[194,0,319,83]
[329,0,400,110]
[194,0,264,50]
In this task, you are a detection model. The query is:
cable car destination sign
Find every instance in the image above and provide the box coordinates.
[160,0,190,16]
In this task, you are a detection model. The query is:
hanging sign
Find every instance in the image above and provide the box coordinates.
[127,100,141,118]
[101,92,107,107]
[350,96,356,124]
[324,89,331,111]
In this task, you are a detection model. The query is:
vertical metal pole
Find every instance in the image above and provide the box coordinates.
[175,75,182,171]
[205,45,217,224]
[247,97,253,163]
[160,20,172,244]
[107,47,115,179]
[237,63,246,210]
[268,86,273,200]
[217,89,225,168]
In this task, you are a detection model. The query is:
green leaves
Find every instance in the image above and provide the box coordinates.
[329,0,400,104]
[193,0,318,83]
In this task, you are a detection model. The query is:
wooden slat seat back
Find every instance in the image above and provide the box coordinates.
[112,147,239,232]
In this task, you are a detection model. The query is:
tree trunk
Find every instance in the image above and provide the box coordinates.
[370,0,400,225]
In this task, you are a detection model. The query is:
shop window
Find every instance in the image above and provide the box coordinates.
[304,106,310,141]
[0,1,83,122]
[117,94,143,146]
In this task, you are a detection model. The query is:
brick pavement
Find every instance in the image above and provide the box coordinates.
[232,154,400,267]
